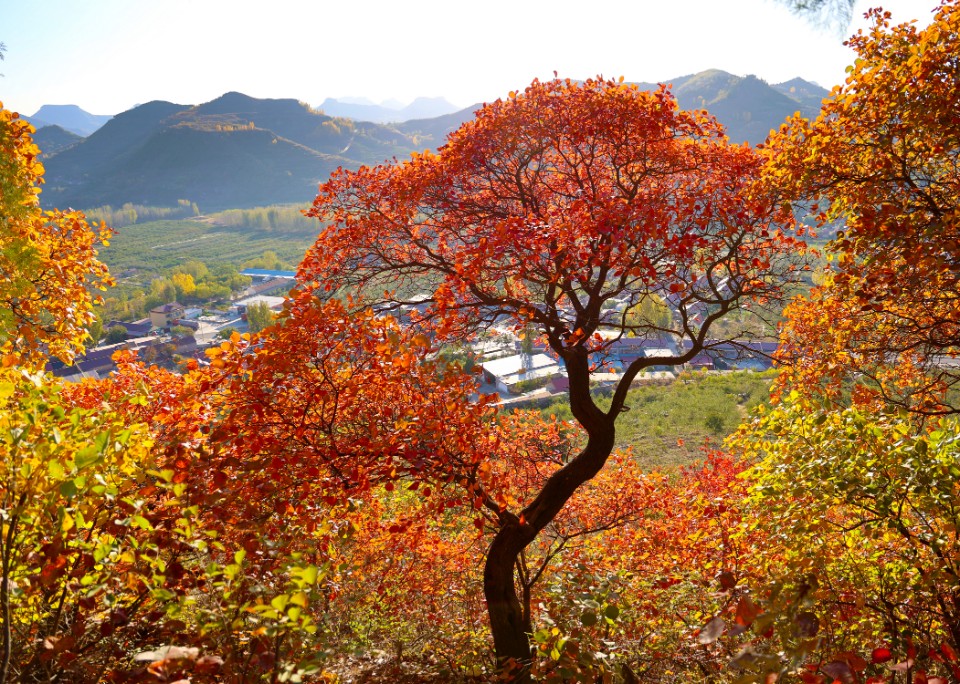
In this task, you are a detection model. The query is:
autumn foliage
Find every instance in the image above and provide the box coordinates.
[0,105,112,366]
[765,0,960,415]
[301,75,804,671]
[729,2,960,681]
[4,2,960,680]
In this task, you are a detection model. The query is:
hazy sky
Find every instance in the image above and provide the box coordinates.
[2,0,934,116]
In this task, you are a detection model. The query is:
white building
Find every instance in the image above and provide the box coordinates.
[480,353,563,395]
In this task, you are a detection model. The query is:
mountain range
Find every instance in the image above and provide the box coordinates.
[636,70,827,143]
[35,70,830,212]
[40,92,478,211]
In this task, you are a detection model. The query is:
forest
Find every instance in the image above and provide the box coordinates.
[1,3,959,683]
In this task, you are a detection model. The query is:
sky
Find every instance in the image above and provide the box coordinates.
[1,0,934,117]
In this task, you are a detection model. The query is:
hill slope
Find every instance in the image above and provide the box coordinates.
[32,125,83,158]
[395,104,482,147]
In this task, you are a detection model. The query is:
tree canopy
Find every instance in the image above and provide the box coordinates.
[299,75,806,670]
[765,0,960,415]
[0,106,112,366]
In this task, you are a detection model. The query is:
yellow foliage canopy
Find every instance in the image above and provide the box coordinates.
[0,104,113,367]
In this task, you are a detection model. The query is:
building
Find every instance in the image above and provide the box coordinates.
[106,318,153,338]
[150,302,186,329]
[235,278,294,300]
[480,353,563,395]
[686,352,715,371]
[696,340,779,371]
[46,344,126,381]
[240,268,298,280]
[234,294,285,319]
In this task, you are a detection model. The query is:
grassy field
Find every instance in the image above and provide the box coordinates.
[535,370,775,469]
[99,218,319,272]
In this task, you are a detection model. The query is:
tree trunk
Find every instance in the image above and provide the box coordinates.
[481,349,620,679]
[484,405,616,679]
[484,522,535,675]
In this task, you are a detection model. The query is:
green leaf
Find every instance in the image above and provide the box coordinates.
[48,459,65,480]
[131,515,153,530]
[74,445,101,471]
[59,479,78,498]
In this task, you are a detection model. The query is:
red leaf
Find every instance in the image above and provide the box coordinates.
[821,661,854,684]
[717,571,737,590]
[735,596,761,627]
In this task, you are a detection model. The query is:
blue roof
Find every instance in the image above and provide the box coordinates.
[241,269,298,279]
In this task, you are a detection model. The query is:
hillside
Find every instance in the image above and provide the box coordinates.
[54,126,349,209]
[41,94,424,211]
[32,125,83,157]
[395,104,482,146]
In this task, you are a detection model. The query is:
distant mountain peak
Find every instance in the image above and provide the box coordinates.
[197,91,308,115]
[26,104,113,137]
[318,96,459,123]
[771,78,830,110]
[32,103,104,117]
[336,96,379,106]
[775,76,828,92]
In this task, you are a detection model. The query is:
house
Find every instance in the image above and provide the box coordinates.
[234,294,285,319]
[172,335,197,355]
[480,353,563,395]
[106,318,153,338]
[46,344,126,381]
[605,335,679,365]
[150,302,186,329]
[235,278,294,300]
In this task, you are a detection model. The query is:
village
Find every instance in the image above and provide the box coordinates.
[49,267,779,404]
